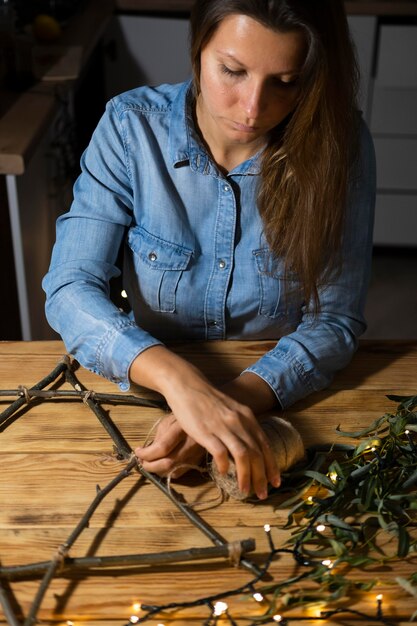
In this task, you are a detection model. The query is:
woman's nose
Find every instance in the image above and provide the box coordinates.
[243,83,267,119]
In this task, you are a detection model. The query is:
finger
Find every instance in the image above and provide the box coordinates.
[204,435,232,477]
[140,456,180,476]
[140,440,205,478]
[135,432,185,461]
[251,424,281,490]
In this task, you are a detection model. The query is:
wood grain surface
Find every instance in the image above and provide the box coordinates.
[1,340,417,624]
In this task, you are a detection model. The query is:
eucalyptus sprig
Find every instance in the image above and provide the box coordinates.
[270,394,417,613]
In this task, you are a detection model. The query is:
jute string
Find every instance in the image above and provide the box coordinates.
[209,415,305,500]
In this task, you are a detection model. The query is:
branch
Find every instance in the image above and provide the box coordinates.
[0,540,256,581]
[0,580,22,626]
[0,358,69,427]
[0,388,168,410]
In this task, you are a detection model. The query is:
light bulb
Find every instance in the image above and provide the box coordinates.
[253,592,264,602]
[129,617,139,624]
[376,594,383,601]
[316,524,326,532]
[264,523,271,532]
[273,615,283,622]
[321,559,333,568]
[121,290,128,298]
[213,601,228,616]
[132,603,141,612]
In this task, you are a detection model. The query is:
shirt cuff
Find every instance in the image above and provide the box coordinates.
[244,346,316,409]
[94,319,163,391]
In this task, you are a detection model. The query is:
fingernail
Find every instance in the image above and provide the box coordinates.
[272,476,281,488]
[258,489,268,500]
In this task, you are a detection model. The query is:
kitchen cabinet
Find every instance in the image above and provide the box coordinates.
[103,14,190,99]
[369,24,417,246]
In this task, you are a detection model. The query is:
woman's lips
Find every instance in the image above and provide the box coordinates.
[230,120,259,133]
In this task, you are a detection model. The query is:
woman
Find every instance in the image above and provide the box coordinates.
[43,0,375,500]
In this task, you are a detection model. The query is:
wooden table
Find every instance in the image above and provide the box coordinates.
[1,340,416,625]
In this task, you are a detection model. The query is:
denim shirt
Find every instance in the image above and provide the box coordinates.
[43,80,376,408]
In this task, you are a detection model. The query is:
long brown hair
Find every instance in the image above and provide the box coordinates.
[190,0,360,311]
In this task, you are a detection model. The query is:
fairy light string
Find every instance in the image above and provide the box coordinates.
[0,358,416,626]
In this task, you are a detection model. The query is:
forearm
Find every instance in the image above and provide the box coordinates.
[129,345,278,414]
[221,372,278,415]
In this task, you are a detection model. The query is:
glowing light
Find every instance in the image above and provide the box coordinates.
[132,603,141,612]
[273,615,283,622]
[264,523,271,532]
[329,471,338,482]
[405,429,410,435]
[253,592,264,602]
[121,290,128,298]
[316,524,326,532]
[66,622,74,626]
[321,559,333,568]
[376,594,383,601]
[307,495,314,504]
[371,447,376,452]
[129,617,139,624]
[213,601,228,616]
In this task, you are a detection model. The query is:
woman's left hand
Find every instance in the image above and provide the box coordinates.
[135,414,205,478]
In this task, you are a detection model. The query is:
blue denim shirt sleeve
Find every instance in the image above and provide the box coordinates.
[245,121,376,408]
[43,98,163,389]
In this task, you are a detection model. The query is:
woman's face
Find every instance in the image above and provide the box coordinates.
[197,14,307,154]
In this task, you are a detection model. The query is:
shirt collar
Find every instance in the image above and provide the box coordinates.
[168,79,261,176]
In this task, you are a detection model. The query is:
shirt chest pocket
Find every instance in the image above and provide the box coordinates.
[127,226,193,313]
[253,249,304,320]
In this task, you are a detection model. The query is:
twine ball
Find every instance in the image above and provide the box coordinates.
[210,415,305,500]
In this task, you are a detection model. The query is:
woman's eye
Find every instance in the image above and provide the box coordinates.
[220,65,244,78]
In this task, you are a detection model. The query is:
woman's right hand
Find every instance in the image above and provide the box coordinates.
[129,346,280,499]
[135,413,205,478]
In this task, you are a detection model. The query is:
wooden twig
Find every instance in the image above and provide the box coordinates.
[137,465,263,577]
[0,580,22,626]
[0,388,168,410]
[65,366,132,458]
[0,358,69,427]
[0,540,256,581]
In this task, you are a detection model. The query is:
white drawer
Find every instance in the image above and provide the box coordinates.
[375,25,417,88]
[373,194,417,246]
[371,86,417,135]
[374,137,417,190]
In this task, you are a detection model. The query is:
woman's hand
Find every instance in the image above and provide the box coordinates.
[135,414,205,478]
[130,346,280,499]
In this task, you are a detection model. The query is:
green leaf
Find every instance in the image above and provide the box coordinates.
[402,469,417,490]
[387,394,417,411]
[398,526,411,558]
[336,414,389,438]
[396,576,417,598]
[303,470,335,490]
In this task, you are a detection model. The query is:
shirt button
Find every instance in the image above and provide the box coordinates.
[218,259,226,269]
[208,320,218,327]
[223,185,230,192]
[148,252,157,262]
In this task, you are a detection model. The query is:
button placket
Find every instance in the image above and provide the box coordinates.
[204,178,236,339]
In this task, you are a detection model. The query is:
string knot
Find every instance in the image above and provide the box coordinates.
[18,385,32,403]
